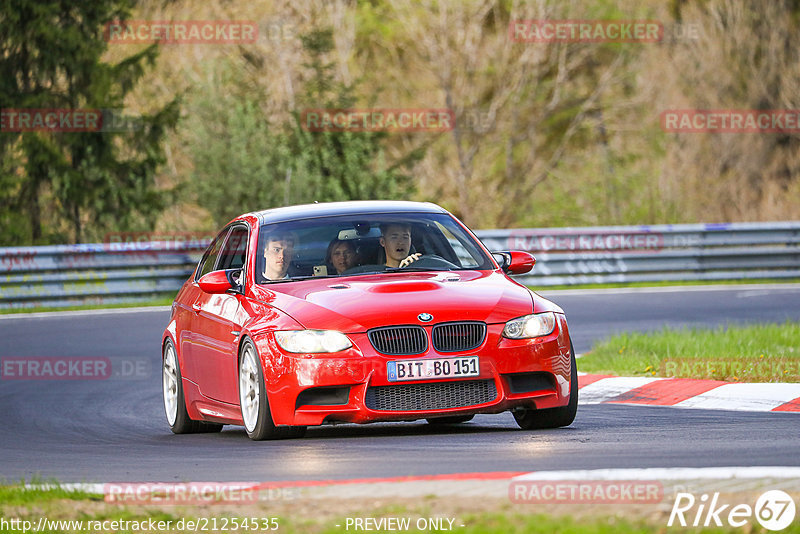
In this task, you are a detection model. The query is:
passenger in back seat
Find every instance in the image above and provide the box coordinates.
[325,239,358,274]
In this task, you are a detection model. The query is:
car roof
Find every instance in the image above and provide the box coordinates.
[247,200,449,225]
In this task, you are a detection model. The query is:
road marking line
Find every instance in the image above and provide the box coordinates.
[578,377,663,404]
[39,472,527,495]
[0,306,170,320]
[512,466,800,481]
[773,396,800,412]
[674,382,800,411]
[577,374,615,388]
[579,374,800,412]
[606,378,725,406]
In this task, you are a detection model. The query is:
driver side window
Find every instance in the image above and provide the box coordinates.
[218,226,248,270]
[218,226,248,288]
[196,230,228,280]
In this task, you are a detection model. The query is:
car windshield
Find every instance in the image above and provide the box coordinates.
[255,212,493,284]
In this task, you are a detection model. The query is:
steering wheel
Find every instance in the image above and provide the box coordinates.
[402,254,458,270]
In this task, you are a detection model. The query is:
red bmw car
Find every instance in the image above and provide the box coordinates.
[162,201,577,440]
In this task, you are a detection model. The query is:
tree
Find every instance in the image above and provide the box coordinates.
[287,28,422,206]
[186,77,289,225]
[0,0,179,244]
[647,0,800,222]
[387,0,629,227]
[189,27,423,228]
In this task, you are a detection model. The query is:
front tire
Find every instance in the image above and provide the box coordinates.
[514,341,578,430]
[162,340,223,434]
[238,339,306,440]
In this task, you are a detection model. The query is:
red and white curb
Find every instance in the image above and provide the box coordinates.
[578,374,800,412]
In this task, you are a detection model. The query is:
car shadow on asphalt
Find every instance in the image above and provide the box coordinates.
[212,420,516,441]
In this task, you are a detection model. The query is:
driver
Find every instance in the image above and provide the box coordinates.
[263,232,296,280]
[379,223,421,268]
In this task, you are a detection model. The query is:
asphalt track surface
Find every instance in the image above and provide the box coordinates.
[1,285,798,483]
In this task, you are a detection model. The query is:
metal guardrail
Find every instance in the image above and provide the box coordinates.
[478,221,800,287]
[1,222,798,309]
[0,242,206,309]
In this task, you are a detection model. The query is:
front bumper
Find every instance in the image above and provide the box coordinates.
[256,314,572,426]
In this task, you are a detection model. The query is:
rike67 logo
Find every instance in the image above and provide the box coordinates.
[669,490,796,530]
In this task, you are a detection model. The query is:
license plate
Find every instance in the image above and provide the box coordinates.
[387,356,479,382]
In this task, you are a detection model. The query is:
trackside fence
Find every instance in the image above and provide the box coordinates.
[479,221,800,287]
[1,222,798,309]
[0,242,207,309]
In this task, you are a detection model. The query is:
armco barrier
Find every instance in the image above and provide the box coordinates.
[0,222,798,309]
[479,221,800,287]
[0,242,207,309]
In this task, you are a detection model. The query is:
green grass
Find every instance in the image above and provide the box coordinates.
[315,513,654,534]
[579,322,800,382]
[0,480,95,505]
[3,483,800,533]
[419,513,800,534]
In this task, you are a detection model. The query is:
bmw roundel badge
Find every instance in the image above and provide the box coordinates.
[418,312,433,322]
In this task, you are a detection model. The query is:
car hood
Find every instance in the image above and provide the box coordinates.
[250,270,549,333]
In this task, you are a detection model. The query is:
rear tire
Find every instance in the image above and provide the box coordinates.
[514,341,578,430]
[162,340,223,434]
[426,415,474,425]
[238,339,306,440]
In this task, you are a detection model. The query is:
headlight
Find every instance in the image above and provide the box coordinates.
[502,312,556,339]
[274,330,352,353]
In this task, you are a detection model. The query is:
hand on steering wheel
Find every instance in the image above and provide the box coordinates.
[398,253,422,268]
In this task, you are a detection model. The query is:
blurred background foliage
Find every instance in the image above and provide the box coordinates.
[1,0,799,244]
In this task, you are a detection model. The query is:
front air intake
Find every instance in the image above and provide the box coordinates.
[365,379,497,411]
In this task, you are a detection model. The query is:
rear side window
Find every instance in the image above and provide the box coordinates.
[196,229,228,280]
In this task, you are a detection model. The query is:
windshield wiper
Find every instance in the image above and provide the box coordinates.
[288,274,343,281]
[384,267,449,273]
[262,275,339,284]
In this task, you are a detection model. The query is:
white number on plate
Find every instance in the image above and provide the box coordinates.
[387,356,479,382]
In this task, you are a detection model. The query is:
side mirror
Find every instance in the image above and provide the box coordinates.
[493,251,535,275]
[197,270,234,294]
